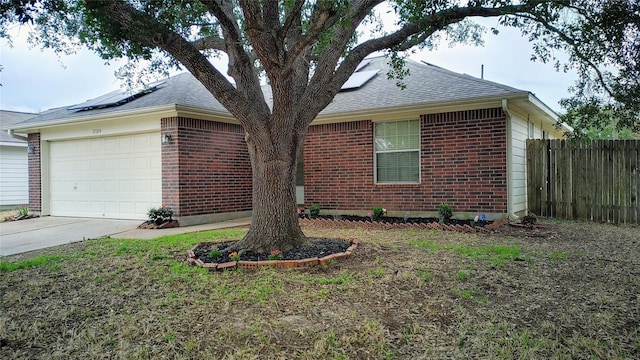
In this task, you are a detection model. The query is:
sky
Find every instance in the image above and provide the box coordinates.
[0,17,578,114]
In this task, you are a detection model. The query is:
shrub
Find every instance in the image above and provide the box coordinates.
[438,203,453,220]
[209,247,221,259]
[148,204,173,225]
[269,249,282,260]
[372,206,385,221]
[309,204,320,218]
[17,206,29,217]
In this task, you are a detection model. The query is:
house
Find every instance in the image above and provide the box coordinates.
[0,110,37,210]
[10,56,569,225]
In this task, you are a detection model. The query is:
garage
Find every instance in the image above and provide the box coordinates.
[49,132,161,220]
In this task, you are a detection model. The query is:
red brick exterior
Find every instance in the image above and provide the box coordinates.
[303,107,508,214]
[161,117,252,217]
[27,133,41,212]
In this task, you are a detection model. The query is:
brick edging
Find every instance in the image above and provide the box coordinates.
[298,218,510,233]
[186,238,359,272]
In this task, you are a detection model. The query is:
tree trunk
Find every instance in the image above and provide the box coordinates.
[232,128,308,253]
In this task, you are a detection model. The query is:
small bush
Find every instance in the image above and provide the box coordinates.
[309,204,320,218]
[17,206,29,217]
[438,203,453,220]
[148,204,173,225]
[372,206,385,221]
[209,247,221,259]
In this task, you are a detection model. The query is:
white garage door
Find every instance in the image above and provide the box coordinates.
[50,133,161,220]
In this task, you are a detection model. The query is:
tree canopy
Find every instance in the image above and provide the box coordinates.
[2,0,639,251]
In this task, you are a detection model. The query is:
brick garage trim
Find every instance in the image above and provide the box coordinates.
[161,117,252,217]
[303,108,508,214]
[28,133,41,212]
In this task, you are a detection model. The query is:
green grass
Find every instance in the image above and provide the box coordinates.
[418,268,434,281]
[549,251,571,260]
[453,286,489,302]
[368,267,386,278]
[109,229,244,256]
[456,270,469,281]
[0,254,67,272]
[1,222,638,359]
[408,239,443,251]
[453,244,521,266]
[409,239,521,266]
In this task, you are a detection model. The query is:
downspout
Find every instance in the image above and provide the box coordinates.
[501,99,519,221]
[7,128,28,142]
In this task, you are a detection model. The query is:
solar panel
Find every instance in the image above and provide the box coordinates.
[355,59,371,72]
[341,69,379,90]
[68,81,166,111]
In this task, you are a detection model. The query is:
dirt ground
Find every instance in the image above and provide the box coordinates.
[0,219,638,359]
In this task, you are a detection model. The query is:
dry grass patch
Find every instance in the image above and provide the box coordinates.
[0,209,19,222]
[1,221,638,359]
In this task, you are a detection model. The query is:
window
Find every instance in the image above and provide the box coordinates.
[374,119,420,183]
[542,130,548,139]
[528,121,535,139]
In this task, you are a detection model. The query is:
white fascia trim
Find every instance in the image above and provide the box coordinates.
[528,93,573,132]
[174,105,238,123]
[0,141,27,147]
[10,104,180,132]
[313,93,529,124]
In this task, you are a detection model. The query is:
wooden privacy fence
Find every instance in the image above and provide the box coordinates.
[526,139,640,224]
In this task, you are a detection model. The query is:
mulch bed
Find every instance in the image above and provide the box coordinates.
[312,214,486,226]
[299,215,509,233]
[188,238,357,271]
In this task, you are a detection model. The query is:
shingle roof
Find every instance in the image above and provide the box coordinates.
[320,56,526,114]
[12,56,529,129]
[0,110,37,143]
[14,72,227,127]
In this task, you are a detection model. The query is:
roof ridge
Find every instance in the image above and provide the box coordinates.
[413,59,525,94]
[0,109,39,115]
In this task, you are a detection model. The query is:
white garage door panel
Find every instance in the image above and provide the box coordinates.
[50,133,161,220]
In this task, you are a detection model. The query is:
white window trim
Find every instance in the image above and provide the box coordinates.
[528,121,535,139]
[373,119,421,184]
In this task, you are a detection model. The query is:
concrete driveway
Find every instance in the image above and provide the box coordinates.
[0,217,140,257]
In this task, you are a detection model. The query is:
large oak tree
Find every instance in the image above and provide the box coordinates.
[1,0,638,252]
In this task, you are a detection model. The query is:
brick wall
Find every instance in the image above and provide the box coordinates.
[161,117,252,216]
[304,108,508,214]
[27,133,41,212]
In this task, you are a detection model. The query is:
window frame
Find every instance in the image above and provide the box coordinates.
[373,119,421,184]
[528,121,535,139]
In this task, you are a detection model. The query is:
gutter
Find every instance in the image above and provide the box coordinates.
[501,99,519,221]
[7,128,28,142]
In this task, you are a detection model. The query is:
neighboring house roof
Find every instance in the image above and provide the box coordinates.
[11,56,559,131]
[0,110,38,144]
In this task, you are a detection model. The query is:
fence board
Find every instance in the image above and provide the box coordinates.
[527,139,640,224]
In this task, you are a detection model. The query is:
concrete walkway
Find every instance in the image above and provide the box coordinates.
[111,217,251,239]
[0,216,251,257]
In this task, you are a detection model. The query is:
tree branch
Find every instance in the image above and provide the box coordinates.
[283,0,378,70]
[90,0,269,125]
[281,0,305,41]
[516,12,617,99]
[199,0,267,114]
[239,0,283,71]
[299,2,543,127]
[190,35,226,51]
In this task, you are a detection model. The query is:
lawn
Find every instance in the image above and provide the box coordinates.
[1,220,638,359]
